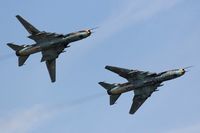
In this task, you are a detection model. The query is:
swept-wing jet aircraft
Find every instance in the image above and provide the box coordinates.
[7,15,93,82]
[99,65,187,115]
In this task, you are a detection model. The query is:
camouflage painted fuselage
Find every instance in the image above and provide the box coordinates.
[16,30,91,56]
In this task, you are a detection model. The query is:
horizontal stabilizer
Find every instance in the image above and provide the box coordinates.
[18,55,29,66]
[99,82,116,90]
[16,15,40,35]
[110,94,121,105]
[7,43,24,51]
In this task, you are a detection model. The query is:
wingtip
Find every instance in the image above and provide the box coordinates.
[129,110,135,115]
[110,102,115,106]
[98,82,105,86]
[51,80,56,83]
[7,43,11,46]
[18,64,23,67]
[105,65,112,69]
[51,77,56,83]
[105,65,118,71]
[98,82,103,85]
[16,15,20,18]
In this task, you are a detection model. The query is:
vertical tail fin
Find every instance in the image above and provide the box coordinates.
[7,43,29,66]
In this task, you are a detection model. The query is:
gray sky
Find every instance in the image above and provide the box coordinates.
[0,0,200,133]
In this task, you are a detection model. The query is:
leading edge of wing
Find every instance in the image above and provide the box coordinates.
[16,15,40,35]
[105,65,132,79]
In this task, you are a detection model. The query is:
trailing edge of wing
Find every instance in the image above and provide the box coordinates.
[130,85,159,114]
[16,15,40,35]
[46,59,56,83]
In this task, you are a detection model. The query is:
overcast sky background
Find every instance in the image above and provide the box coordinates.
[0,0,200,133]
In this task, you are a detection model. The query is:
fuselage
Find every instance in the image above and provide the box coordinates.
[16,30,91,56]
[108,69,185,95]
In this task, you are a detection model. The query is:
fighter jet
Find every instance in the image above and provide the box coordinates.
[7,15,93,82]
[99,65,187,115]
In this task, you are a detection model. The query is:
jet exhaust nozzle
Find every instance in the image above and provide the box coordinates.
[107,90,112,95]
[16,51,20,56]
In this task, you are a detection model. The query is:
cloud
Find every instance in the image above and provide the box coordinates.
[72,0,185,59]
[0,105,53,133]
[0,53,14,62]
[0,93,104,133]
[165,123,200,133]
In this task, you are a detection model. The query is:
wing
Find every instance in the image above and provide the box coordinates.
[105,65,157,81]
[105,66,133,79]
[41,49,59,62]
[16,15,40,35]
[16,15,64,43]
[42,46,65,82]
[129,84,160,114]
[129,95,148,115]
[46,59,56,82]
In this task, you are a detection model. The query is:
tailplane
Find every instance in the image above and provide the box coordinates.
[99,82,121,105]
[98,82,116,90]
[110,94,121,105]
[7,43,29,66]
[7,43,24,51]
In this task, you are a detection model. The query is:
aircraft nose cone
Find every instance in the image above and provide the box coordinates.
[180,69,185,75]
[86,30,92,35]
